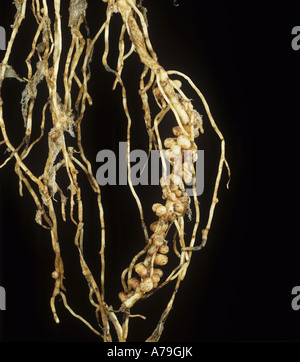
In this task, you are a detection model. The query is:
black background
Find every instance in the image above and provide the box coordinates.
[0,0,299,344]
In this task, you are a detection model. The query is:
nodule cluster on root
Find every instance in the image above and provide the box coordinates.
[118,103,201,308]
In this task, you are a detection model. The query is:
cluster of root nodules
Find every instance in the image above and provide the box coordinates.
[0,0,230,342]
[119,117,201,310]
